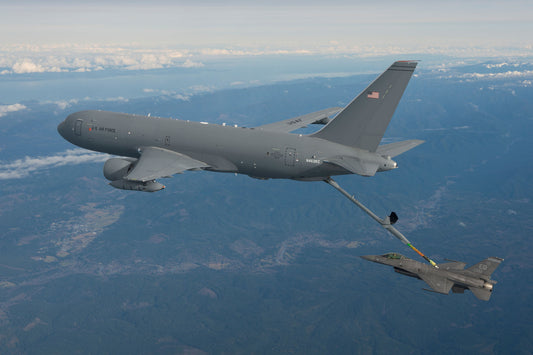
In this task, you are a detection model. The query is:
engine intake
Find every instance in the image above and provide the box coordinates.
[103,158,137,181]
[103,157,165,192]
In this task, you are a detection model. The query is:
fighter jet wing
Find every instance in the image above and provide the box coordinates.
[438,261,467,270]
[324,156,379,177]
[257,107,341,133]
[418,273,454,295]
[125,146,210,182]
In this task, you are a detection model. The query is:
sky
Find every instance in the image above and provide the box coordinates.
[1,1,532,52]
[0,1,532,86]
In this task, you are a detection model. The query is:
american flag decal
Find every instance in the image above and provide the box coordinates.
[367,91,380,99]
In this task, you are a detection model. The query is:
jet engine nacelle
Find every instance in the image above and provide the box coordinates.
[109,179,165,192]
[103,157,165,192]
[103,157,137,181]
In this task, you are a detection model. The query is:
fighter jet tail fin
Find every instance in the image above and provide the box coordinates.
[311,61,417,152]
[466,257,504,278]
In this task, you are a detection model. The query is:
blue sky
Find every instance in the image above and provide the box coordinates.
[1,1,532,50]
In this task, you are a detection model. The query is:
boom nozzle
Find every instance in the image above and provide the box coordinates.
[389,212,398,225]
[324,177,438,268]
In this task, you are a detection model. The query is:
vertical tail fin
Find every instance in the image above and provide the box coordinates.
[466,257,504,278]
[312,61,417,152]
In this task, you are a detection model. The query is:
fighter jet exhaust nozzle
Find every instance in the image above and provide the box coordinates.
[483,282,494,291]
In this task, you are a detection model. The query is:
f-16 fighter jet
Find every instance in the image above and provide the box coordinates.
[361,253,503,301]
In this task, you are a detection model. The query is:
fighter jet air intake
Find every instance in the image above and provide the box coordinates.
[58,61,422,192]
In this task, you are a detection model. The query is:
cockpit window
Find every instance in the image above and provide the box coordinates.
[382,253,406,260]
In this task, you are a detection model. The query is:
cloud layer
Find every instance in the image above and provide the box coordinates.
[1,41,532,76]
[0,45,204,75]
[0,149,109,180]
[0,103,27,117]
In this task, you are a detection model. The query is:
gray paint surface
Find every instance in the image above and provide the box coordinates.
[361,253,504,301]
[57,61,421,191]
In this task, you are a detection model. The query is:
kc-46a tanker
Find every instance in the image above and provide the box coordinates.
[57,61,422,191]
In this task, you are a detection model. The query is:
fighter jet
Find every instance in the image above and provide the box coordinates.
[57,61,422,192]
[360,253,504,301]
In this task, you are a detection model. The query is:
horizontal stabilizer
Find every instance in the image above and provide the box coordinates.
[469,287,492,301]
[325,156,379,177]
[257,107,342,133]
[376,139,425,158]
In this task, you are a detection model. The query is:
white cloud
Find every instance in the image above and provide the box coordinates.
[189,85,213,93]
[103,96,129,102]
[0,103,27,117]
[181,59,204,68]
[173,94,191,101]
[0,45,196,75]
[11,59,46,74]
[458,70,533,80]
[0,42,532,77]
[53,99,79,110]
[45,96,128,110]
[0,149,110,180]
[485,62,509,69]
[485,62,523,69]
[142,88,191,101]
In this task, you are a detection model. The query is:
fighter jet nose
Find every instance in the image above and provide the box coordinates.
[359,255,374,262]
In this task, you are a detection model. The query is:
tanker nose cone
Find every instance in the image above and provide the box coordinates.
[57,120,68,139]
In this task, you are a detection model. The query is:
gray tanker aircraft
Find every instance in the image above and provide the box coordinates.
[361,253,504,301]
[58,61,422,192]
